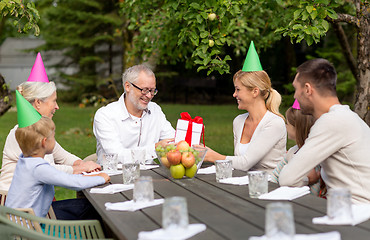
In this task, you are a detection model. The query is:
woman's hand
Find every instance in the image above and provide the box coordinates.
[193,144,226,163]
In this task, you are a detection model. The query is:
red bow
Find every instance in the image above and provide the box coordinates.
[180,112,205,146]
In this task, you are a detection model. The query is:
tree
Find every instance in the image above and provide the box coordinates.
[119,0,369,125]
[36,0,123,100]
[275,0,369,125]
[119,0,281,75]
[0,0,40,116]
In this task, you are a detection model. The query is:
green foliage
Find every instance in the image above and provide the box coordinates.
[119,0,282,75]
[0,0,40,35]
[275,0,355,46]
[36,0,123,100]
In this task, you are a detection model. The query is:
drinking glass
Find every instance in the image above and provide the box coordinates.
[122,163,140,185]
[215,159,232,182]
[101,153,118,172]
[162,196,189,230]
[132,148,146,168]
[248,171,268,198]
[265,202,295,240]
[327,188,352,221]
[133,176,154,202]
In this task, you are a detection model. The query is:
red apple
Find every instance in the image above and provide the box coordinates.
[176,140,190,151]
[167,150,181,165]
[181,152,195,168]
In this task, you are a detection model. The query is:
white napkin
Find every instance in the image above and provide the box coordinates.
[220,175,250,185]
[249,231,340,240]
[258,186,310,200]
[219,175,272,185]
[105,199,164,212]
[117,164,160,170]
[313,204,370,225]
[197,166,216,174]
[138,223,206,240]
[89,184,134,194]
[139,165,160,170]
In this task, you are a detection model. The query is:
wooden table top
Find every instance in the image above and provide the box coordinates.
[82,165,370,240]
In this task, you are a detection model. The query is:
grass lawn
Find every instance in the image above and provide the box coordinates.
[0,102,293,200]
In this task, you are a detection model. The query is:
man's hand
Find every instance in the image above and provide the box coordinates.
[155,138,175,148]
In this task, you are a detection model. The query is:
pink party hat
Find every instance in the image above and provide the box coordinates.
[27,53,49,82]
[292,99,300,110]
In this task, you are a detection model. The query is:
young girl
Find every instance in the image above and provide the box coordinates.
[271,100,322,196]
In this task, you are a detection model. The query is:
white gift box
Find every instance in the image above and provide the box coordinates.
[174,119,203,146]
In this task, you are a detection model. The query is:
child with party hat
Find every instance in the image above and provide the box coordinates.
[0,53,101,192]
[271,100,324,197]
[5,91,110,219]
[203,41,286,174]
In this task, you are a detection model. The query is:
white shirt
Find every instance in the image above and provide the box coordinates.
[93,94,175,163]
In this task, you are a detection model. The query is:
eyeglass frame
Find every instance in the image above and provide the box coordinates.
[129,82,158,96]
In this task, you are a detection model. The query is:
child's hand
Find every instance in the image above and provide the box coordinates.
[97,172,110,183]
[307,169,320,185]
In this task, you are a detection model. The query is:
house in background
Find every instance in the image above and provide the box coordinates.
[0,37,76,90]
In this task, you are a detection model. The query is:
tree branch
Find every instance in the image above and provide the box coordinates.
[331,22,359,81]
[327,13,359,28]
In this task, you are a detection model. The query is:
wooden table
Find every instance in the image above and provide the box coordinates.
[83,165,370,240]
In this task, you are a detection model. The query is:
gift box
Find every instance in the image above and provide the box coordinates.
[174,112,205,146]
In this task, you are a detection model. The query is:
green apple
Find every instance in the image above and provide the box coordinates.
[208,13,216,21]
[209,39,214,47]
[185,164,197,178]
[170,164,185,179]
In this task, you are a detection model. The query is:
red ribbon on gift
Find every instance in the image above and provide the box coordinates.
[180,112,205,147]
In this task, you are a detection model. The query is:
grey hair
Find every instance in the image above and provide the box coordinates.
[122,65,155,93]
[16,82,57,103]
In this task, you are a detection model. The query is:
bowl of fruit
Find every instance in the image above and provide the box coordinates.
[155,141,208,179]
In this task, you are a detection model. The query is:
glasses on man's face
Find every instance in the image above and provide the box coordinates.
[129,82,158,96]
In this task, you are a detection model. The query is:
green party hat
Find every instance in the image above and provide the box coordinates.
[242,41,263,72]
[16,90,42,128]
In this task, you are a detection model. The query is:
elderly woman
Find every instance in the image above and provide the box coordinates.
[0,81,101,192]
[204,70,287,174]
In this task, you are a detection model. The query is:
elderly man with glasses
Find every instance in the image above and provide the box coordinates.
[93,65,175,164]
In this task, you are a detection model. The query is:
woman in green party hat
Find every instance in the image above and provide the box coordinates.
[0,53,101,192]
[203,41,287,174]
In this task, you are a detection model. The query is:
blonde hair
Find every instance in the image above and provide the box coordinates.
[17,82,56,104]
[233,70,284,120]
[15,117,55,157]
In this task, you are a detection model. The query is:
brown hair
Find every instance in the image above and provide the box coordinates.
[296,58,337,97]
[285,107,315,148]
[15,117,55,157]
[233,70,285,120]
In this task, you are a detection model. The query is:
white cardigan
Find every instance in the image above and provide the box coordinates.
[226,111,287,174]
